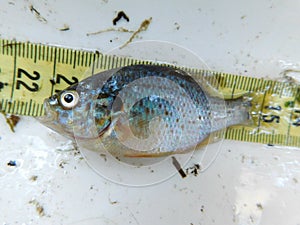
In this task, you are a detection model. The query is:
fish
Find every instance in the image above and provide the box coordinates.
[40,65,250,157]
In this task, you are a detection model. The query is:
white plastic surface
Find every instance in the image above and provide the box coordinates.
[1,0,300,225]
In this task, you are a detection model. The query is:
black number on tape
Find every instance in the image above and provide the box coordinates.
[17,68,40,80]
[292,110,300,127]
[52,74,78,93]
[264,105,281,111]
[16,68,40,92]
[262,115,280,123]
[56,74,78,85]
[292,118,300,127]
[16,80,39,92]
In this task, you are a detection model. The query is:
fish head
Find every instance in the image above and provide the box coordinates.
[39,81,121,139]
[38,83,81,139]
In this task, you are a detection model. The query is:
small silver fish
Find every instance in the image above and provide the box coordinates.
[40,65,249,157]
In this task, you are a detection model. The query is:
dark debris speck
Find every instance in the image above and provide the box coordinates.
[30,175,38,181]
[113,11,129,25]
[7,160,17,167]
[200,205,205,212]
[256,203,263,210]
[186,164,201,176]
[29,199,45,216]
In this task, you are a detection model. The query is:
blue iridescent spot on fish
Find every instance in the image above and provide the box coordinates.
[40,65,250,157]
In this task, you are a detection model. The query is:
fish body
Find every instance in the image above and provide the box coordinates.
[41,65,249,157]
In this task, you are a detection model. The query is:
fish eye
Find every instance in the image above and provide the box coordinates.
[60,91,79,109]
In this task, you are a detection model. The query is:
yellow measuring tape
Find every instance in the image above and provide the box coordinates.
[1,39,300,148]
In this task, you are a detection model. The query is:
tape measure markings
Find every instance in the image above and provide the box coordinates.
[11,45,17,102]
[256,90,268,132]
[286,87,300,144]
[1,39,300,147]
[50,48,57,95]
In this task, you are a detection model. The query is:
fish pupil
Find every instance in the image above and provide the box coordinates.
[64,94,74,103]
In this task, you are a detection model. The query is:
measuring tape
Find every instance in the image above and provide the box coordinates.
[1,39,300,148]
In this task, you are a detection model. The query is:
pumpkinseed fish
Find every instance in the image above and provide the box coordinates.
[40,65,249,157]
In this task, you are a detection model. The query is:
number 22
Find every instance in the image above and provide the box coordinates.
[16,68,40,92]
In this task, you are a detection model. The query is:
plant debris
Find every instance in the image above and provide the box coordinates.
[108,196,119,205]
[296,88,300,103]
[87,27,134,36]
[58,160,68,169]
[119,17,152,49]
[29,5,47,23]
[171,156,187,178]
[100,153,107,162]
[1,111,20,132]
[256,203,263,210]
[113,11,129,25]
[29,199,45,216]
[29,175,38,181]
[86,17,152,49]
[59,24,70,31]
[186,164,201,176]
[174,22,180,30]
[284,101,295,108]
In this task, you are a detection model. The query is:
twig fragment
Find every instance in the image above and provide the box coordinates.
[29,5,47,23]
[172,156,187,178]
[119,17,152,49]
[1,111,20,132]
[59,24,70,31]
[87,27,134,36]
[86,17,152,49]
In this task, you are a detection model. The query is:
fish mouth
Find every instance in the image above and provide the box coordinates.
[36,98,59,126]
